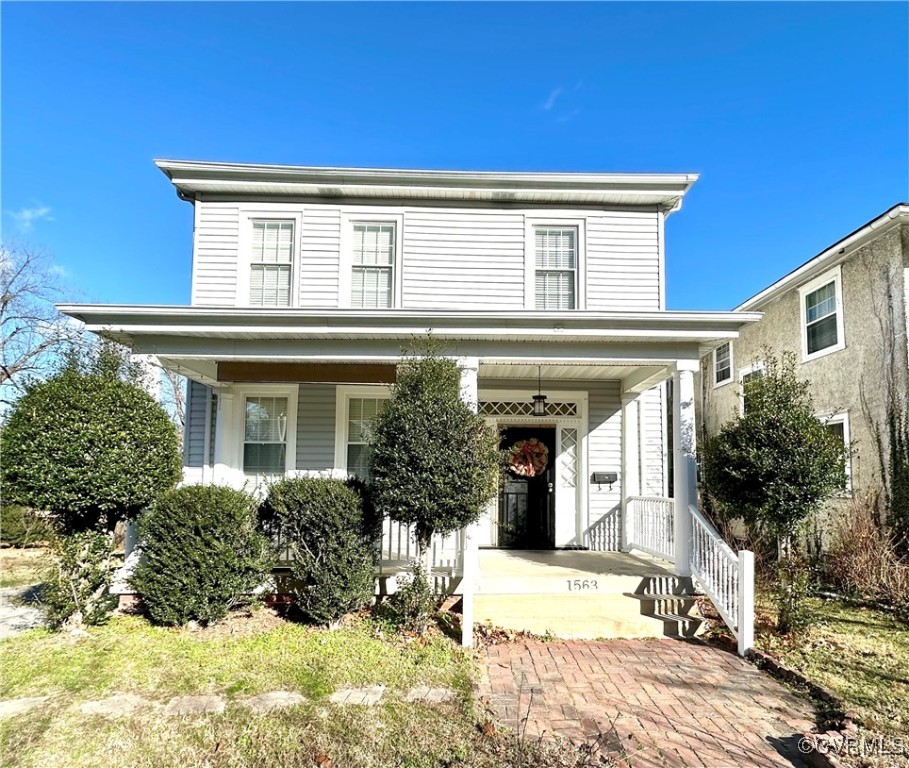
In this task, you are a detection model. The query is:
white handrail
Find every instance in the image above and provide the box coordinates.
[625,496,675,562]
[688,504,754,656]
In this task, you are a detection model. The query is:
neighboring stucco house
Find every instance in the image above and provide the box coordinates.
[699,204,909,543]
[62,160,760,650]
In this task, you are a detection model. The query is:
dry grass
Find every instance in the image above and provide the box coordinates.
[0,610,613,767]
[0,548,50,589]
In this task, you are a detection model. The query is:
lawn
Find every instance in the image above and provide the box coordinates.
[0,601,602,767]
[754,596,909,736]
[0,548,50,589]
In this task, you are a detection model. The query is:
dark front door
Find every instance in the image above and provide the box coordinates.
[498,427,556,549]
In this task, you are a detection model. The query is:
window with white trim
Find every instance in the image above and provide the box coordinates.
[351,223,395,308]
[822,411,851,491]
[714,342,732,386]
[799,268,844,360]
[243,396,289,475]
[534,227,577,310]
[345,397,386,480]
[249,220,294,307]
[739,363,765,414]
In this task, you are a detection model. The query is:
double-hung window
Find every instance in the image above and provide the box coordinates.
[243,396,289,475]
[249,220,294,307]
[714,342,732,386]
[739,363,765,414]
[800,268,844,360]
[821,411,851,492]
[345,397,385,481]
[351,223,395,308]
[534,227,577,310]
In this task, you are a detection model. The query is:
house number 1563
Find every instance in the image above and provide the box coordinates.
[567,579,598,591]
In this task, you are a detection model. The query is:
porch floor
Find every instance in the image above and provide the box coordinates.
[478,548,675,580]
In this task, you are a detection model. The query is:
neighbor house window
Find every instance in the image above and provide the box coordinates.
[714,342,732,386]
[535,227,577,310]
[243,396,288,475]
[346,397,386,480]
[800,268,844,359]
[822,411,851,491]
[739,363,765,414]
[249,220,294,307]
[351,223,395,308]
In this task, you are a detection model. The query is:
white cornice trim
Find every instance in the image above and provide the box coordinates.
[736,203,909,311]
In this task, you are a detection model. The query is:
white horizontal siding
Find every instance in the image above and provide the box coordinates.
[190,201,662,311]
[300,208,341,308]
[585,380,623,550]
[401,208,526,309]
[193,202,240,306]
[639,384,666,497]
[586,211,660,311]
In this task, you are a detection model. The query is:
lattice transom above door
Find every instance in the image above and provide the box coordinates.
[479,401,578,418]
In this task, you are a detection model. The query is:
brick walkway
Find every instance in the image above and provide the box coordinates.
[478,639,815,768]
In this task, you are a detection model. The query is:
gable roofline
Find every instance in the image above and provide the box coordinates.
[154,159,698,211]
[736,203,909,311]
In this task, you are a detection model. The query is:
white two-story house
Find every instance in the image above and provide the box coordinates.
[62,160,760,650]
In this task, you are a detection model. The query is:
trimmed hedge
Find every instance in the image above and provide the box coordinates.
[262,477,379,625]
[131,485,273,626]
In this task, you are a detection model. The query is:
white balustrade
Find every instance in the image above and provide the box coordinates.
[688,504,754,656]
[625,496,675,562]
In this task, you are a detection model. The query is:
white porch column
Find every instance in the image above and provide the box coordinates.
[458,357,480,648]
[620,393,641,551]
[213,389,236,486]
[672,360,699,577]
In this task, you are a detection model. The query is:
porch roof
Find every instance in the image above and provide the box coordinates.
[59,304,760,346]
[58,305,760,388]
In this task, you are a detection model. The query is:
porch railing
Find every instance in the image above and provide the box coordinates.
[689,504,754,656]
[622,495,755,656]
[625,496,675,562]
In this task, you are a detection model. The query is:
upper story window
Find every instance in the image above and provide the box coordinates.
[714,342,733,386]
[249,220,294,307]
[799,267,845,361]
[351,223,395,308]
[534,227,577,310]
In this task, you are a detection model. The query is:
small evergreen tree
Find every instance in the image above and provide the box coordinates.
[368,343,499,571]
[701,351,846,633]
[1,343,182,627]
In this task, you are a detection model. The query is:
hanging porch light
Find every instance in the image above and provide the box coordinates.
[532,365,548,417]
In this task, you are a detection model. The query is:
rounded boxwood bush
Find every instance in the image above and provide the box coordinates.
[131,485,273,626]
[262,477,378,625]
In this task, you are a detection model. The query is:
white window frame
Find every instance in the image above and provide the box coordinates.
[799,266,845,362]
[237,208,303,308]
[524,216,586,310]
[339,211,404,309]
[333,384,392,475]
[738,361,766,415]
[232,383,299,477]
[713,341,734,388]
[818,409,852,493]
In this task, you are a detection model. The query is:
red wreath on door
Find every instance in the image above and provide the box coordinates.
[506,438,549,477]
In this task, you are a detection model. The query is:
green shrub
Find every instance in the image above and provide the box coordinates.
[42,529,118,628]
[262,477,378,625]
[0,505,52,547]
[131,485,273,626]
[385,562,442,634]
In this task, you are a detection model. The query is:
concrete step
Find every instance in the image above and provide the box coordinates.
[473,592,706,640]
[476,574,698,596]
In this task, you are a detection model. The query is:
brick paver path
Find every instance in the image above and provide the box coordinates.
[479,639,815,768]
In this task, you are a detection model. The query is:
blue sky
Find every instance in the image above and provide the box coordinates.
[3,2,907,310]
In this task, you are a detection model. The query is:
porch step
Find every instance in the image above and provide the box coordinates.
[473,592,705,640]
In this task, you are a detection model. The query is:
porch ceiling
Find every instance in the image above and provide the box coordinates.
[479,362,662,381]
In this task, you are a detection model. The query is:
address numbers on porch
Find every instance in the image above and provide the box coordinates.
[566,579,599,592]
